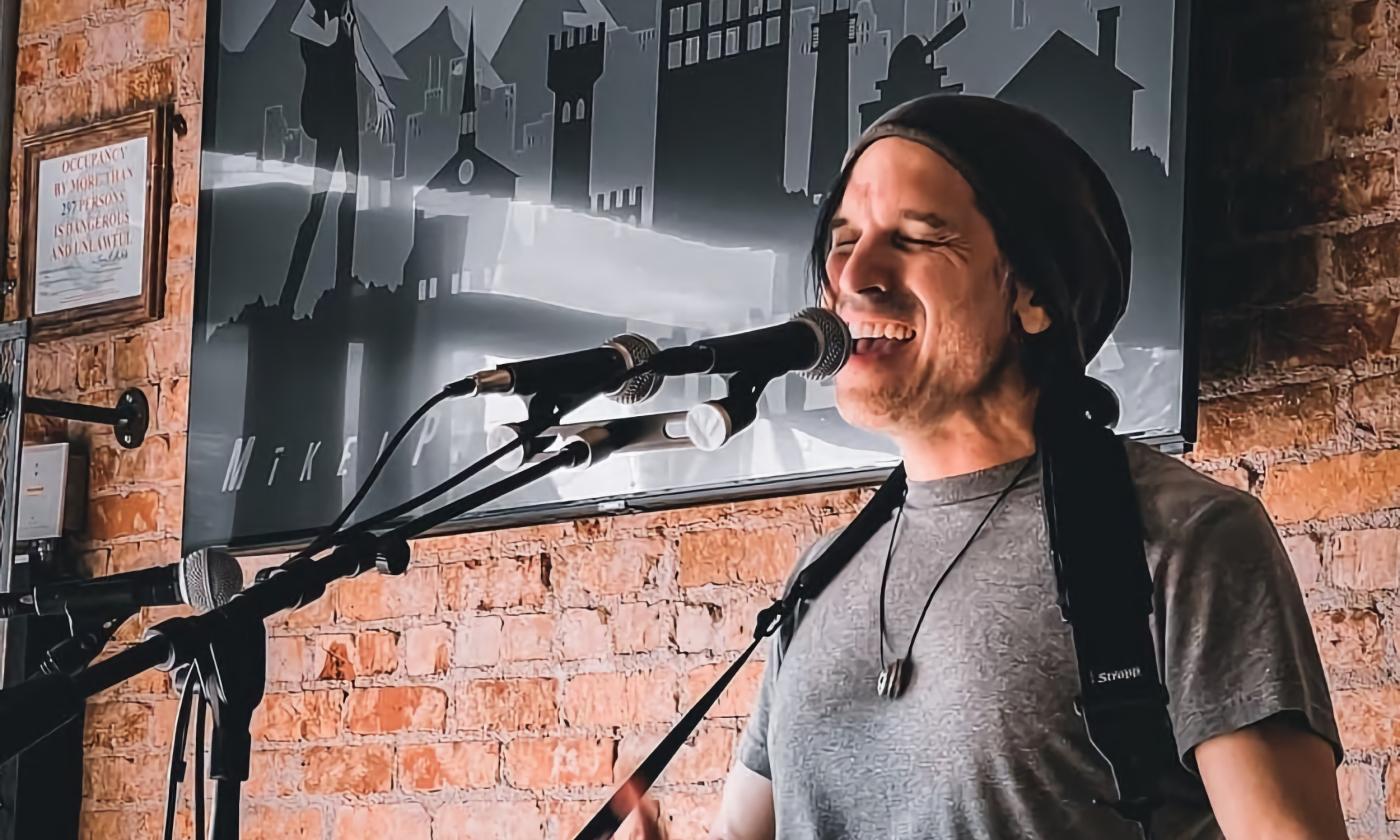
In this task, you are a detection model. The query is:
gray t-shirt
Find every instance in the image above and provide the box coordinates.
[737,443,1340,839]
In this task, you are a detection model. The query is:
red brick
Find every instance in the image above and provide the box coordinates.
[458,678,558,732]
[1332,529,1400,589]
[554,537,664,602]
[502,614,555,661]
[135,8,170,54]
[684,660,765,719]
[346,685,447,734]
[1196,383,1334,458]
[398,741,499,792]
[442,554,548,611]
[315,634,358,680]
[558,608,610,660]
[88,490,160,540]
[357,629,399,674]
[113,333,150,382]
[433,801,545,840]
[251,689,343,741]
[1324,74,1393,139]
[80,809,160,840]
[564,671,678,727]
[82,701,150,749]
[679,528,796,586]
[1335,686,1400,751]
[650,790,724,839]
[333,804,431,840]
[1386,761,1400,820]
[620,725,734,786]
[1336,761,1377,820]
[1335,223,1400,290]
[456,615,504,667]
[244,805,321,840]
[1233,152,1394,234]
[266,635,306,684]
[16,41,46,87]
[335,566,438,620]
[83,754,162,803]
[75,340,111,392]
[1282,534,1322,591]
[55,31,87,79]
[245,749,299,798]
[1311,609,1383,671]
[505,736,615,788]
[612,601,674,654]
[303,744,394,795]
[405,624,453,675]
[1353,372,1400,444]
[1258,302,1400,369]
[545,800,597,840]
[1261,450,1400,523]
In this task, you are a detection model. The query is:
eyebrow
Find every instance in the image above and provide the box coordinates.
[828,211,956,233]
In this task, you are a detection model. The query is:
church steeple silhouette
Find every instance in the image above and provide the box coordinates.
[459,15,479,140]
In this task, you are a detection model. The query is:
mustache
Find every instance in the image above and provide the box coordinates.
[830,296,920,324]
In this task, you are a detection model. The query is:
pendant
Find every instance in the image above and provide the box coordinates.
[876,657,909,699]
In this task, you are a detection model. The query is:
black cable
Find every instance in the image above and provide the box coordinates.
[162,668,196,840]
[296,388,453,560]
[194,688,207,840]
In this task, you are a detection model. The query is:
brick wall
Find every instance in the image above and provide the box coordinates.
[8,0,1400,838]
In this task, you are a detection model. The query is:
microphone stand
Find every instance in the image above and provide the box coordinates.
[0,411,646,833]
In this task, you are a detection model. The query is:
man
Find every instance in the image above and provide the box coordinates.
[281,0,396,311]
[626,95,1346,838]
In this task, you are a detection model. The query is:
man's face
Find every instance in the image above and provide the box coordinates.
[824,137,1047,436]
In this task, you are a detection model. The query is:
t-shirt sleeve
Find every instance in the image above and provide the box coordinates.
[1157,493,1342,770]
[736,530,843,780]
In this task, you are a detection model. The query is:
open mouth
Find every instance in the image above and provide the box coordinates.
[853,336,914,356]
[848,322,917,357]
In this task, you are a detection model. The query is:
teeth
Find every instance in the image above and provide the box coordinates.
[847,322,915,341]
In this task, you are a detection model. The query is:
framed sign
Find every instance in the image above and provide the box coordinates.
[187,0,1201,552]
[18,106,172,340]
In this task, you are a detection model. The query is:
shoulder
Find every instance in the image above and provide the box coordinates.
[1125,440,1269,538]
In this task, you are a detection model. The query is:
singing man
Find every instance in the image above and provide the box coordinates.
[625,95,1346,839]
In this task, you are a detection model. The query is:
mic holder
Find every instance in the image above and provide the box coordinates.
[683,369,778,452]
[25,386,149,449]
[38,607,137,677]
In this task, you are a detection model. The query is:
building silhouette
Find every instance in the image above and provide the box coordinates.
[809,1,857,199]
[651,0,795,246]
[548,24,607,209]
[859,13,966,130]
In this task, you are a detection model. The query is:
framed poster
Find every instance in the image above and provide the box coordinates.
[187,0,1201,552]
[18,107,171,340]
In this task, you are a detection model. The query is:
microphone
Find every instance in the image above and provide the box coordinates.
[651,308,851,381]
[446,334,664,404]
[487,410,694,470]
[0,548,243,618]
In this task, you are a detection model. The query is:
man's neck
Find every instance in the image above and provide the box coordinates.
[894,389,1039,482]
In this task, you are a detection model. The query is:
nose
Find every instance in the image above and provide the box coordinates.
[833,238,895,304]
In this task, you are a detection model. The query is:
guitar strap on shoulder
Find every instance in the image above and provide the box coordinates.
[1037,381,1176,838]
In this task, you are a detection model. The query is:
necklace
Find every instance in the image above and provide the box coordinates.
[875,458,1034,700]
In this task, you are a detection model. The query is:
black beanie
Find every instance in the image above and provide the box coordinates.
[836,94,1131,371]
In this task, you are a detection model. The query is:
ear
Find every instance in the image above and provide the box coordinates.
[1012,282,1052,336]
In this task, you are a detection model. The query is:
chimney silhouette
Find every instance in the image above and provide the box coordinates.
[1097,6,1120,67]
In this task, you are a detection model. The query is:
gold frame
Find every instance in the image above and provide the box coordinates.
[17,105,172,340]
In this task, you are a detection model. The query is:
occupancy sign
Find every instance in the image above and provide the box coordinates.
[33,136,148,315]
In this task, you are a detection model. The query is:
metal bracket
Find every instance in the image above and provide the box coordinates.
[24,387,149,449]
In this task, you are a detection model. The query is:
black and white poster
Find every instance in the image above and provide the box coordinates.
[187,0,1196,551]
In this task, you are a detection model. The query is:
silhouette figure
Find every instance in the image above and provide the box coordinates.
[280,0,396,311]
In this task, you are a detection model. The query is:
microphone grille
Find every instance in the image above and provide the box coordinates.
[794,307,852,381]
[181,548,244,612]
[604,334,663,404]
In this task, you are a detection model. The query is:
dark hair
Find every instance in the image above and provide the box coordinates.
[805,155,1062,390]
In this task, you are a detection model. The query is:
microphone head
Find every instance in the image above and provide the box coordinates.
[179,548,243,611]
[794,307,852,381]
[603,334,663,404]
